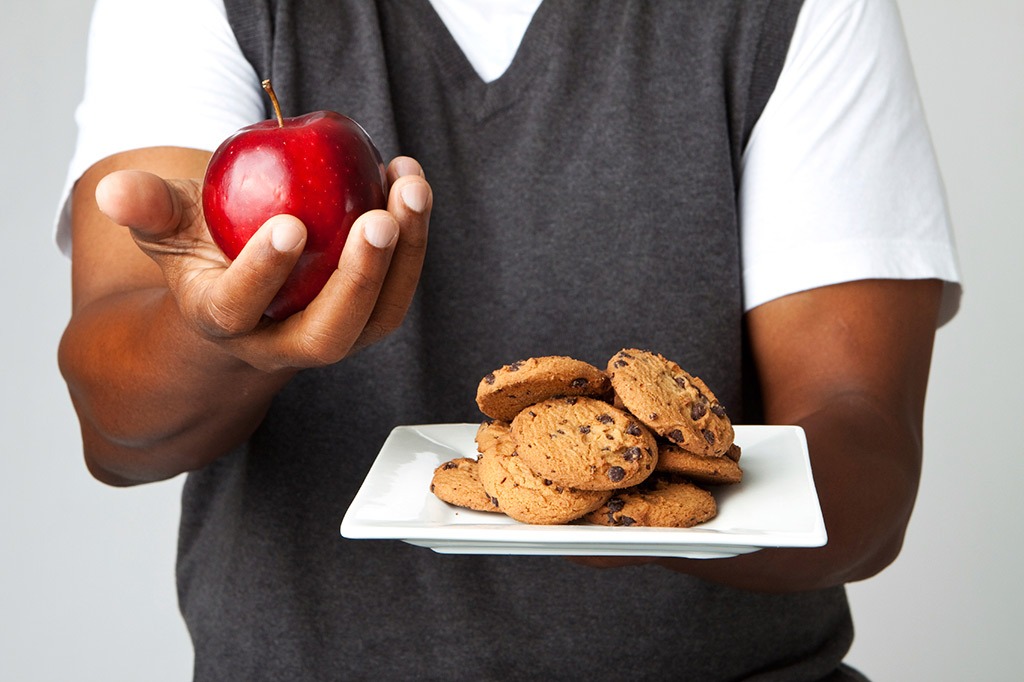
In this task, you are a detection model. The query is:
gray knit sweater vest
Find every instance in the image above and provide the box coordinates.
[176,2,856,679]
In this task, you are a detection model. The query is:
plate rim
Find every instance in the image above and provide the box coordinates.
[340,423,826,557]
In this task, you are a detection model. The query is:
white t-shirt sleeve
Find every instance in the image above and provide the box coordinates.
[740,0,962,326]
[54,0,263,256]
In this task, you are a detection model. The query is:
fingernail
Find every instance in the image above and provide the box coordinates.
[400,182,428,213]
[393,157,421,178]
[270,217,304,252]
[363,216,398,249]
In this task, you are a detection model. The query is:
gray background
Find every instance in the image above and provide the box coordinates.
[1,1,1020,680]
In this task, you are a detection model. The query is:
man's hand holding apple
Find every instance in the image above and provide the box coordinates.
[61,84,431,483]
[61,127,430,484]
[94,156,430,374]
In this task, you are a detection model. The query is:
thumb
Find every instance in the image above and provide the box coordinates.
[95,169,195,242]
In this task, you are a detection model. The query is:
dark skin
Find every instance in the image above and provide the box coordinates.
[60,147,432,483]
[573,277,940,592]
[59,146,942,593]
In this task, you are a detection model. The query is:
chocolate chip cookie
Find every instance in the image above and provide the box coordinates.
[607,349,734,457]
[510,396,658,491]
[655,442,743,485]
[430,457,502,513]
[584,475,718,528]
[476,356,611,422]
[476,427,611,525]
[475,419,511,455]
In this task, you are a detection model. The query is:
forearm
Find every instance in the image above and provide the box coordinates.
[59,287,294,485]
[572,280,941,591]
[656,279,941,591]
[655,393,921,592]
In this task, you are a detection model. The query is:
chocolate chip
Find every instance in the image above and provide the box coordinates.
[623,446,641,462]
[649,412,658,420]
[711,404,727,418]
[616,515,636,527]
[668,429,685,443]
[608,466,626,482]
[555,486,564,493]
[484,373,496,385]
[489,495,500,508]
[674,376,688,390]
[703,429,716,445]
[579,425,591,434]
[570,377,589,388]
[441,461,458,470]
[597,414,614,424]
[607,498,625,512]
[543,479,552,486]
[625,423,642,437]
[507,361,523,371]
[564,397,578,405]
[614,359,628,368]
[691,402,707,421]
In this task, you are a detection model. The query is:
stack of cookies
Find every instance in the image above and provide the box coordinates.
[429,349,743,528]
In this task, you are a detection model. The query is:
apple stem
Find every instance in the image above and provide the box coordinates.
[262,79,284,128]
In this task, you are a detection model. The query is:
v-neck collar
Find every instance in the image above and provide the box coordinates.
[410,0,563,120]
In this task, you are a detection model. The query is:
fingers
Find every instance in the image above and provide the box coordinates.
[262,210,401,366]
[96,170,222,277]
[387,156,425,184]
[259,158,430,366]
[97,158,431,372]
[95,170,194,243]
[250,171,430,368]
[353,160,432,349]
[96,169,311,341]
[195,215,307,336]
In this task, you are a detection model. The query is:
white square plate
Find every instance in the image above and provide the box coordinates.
[340,423,826,559]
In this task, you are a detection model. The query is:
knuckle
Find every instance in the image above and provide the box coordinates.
[358,319,393,347]
[352,305,407,353]
[294,323,350,366]
[403,228,428,253]
[200,295,253,337]
[342,265,382,298]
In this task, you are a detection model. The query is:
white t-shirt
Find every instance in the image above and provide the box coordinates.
[58,0,962,324]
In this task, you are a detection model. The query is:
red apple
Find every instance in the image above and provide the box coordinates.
[202,80,388,319]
